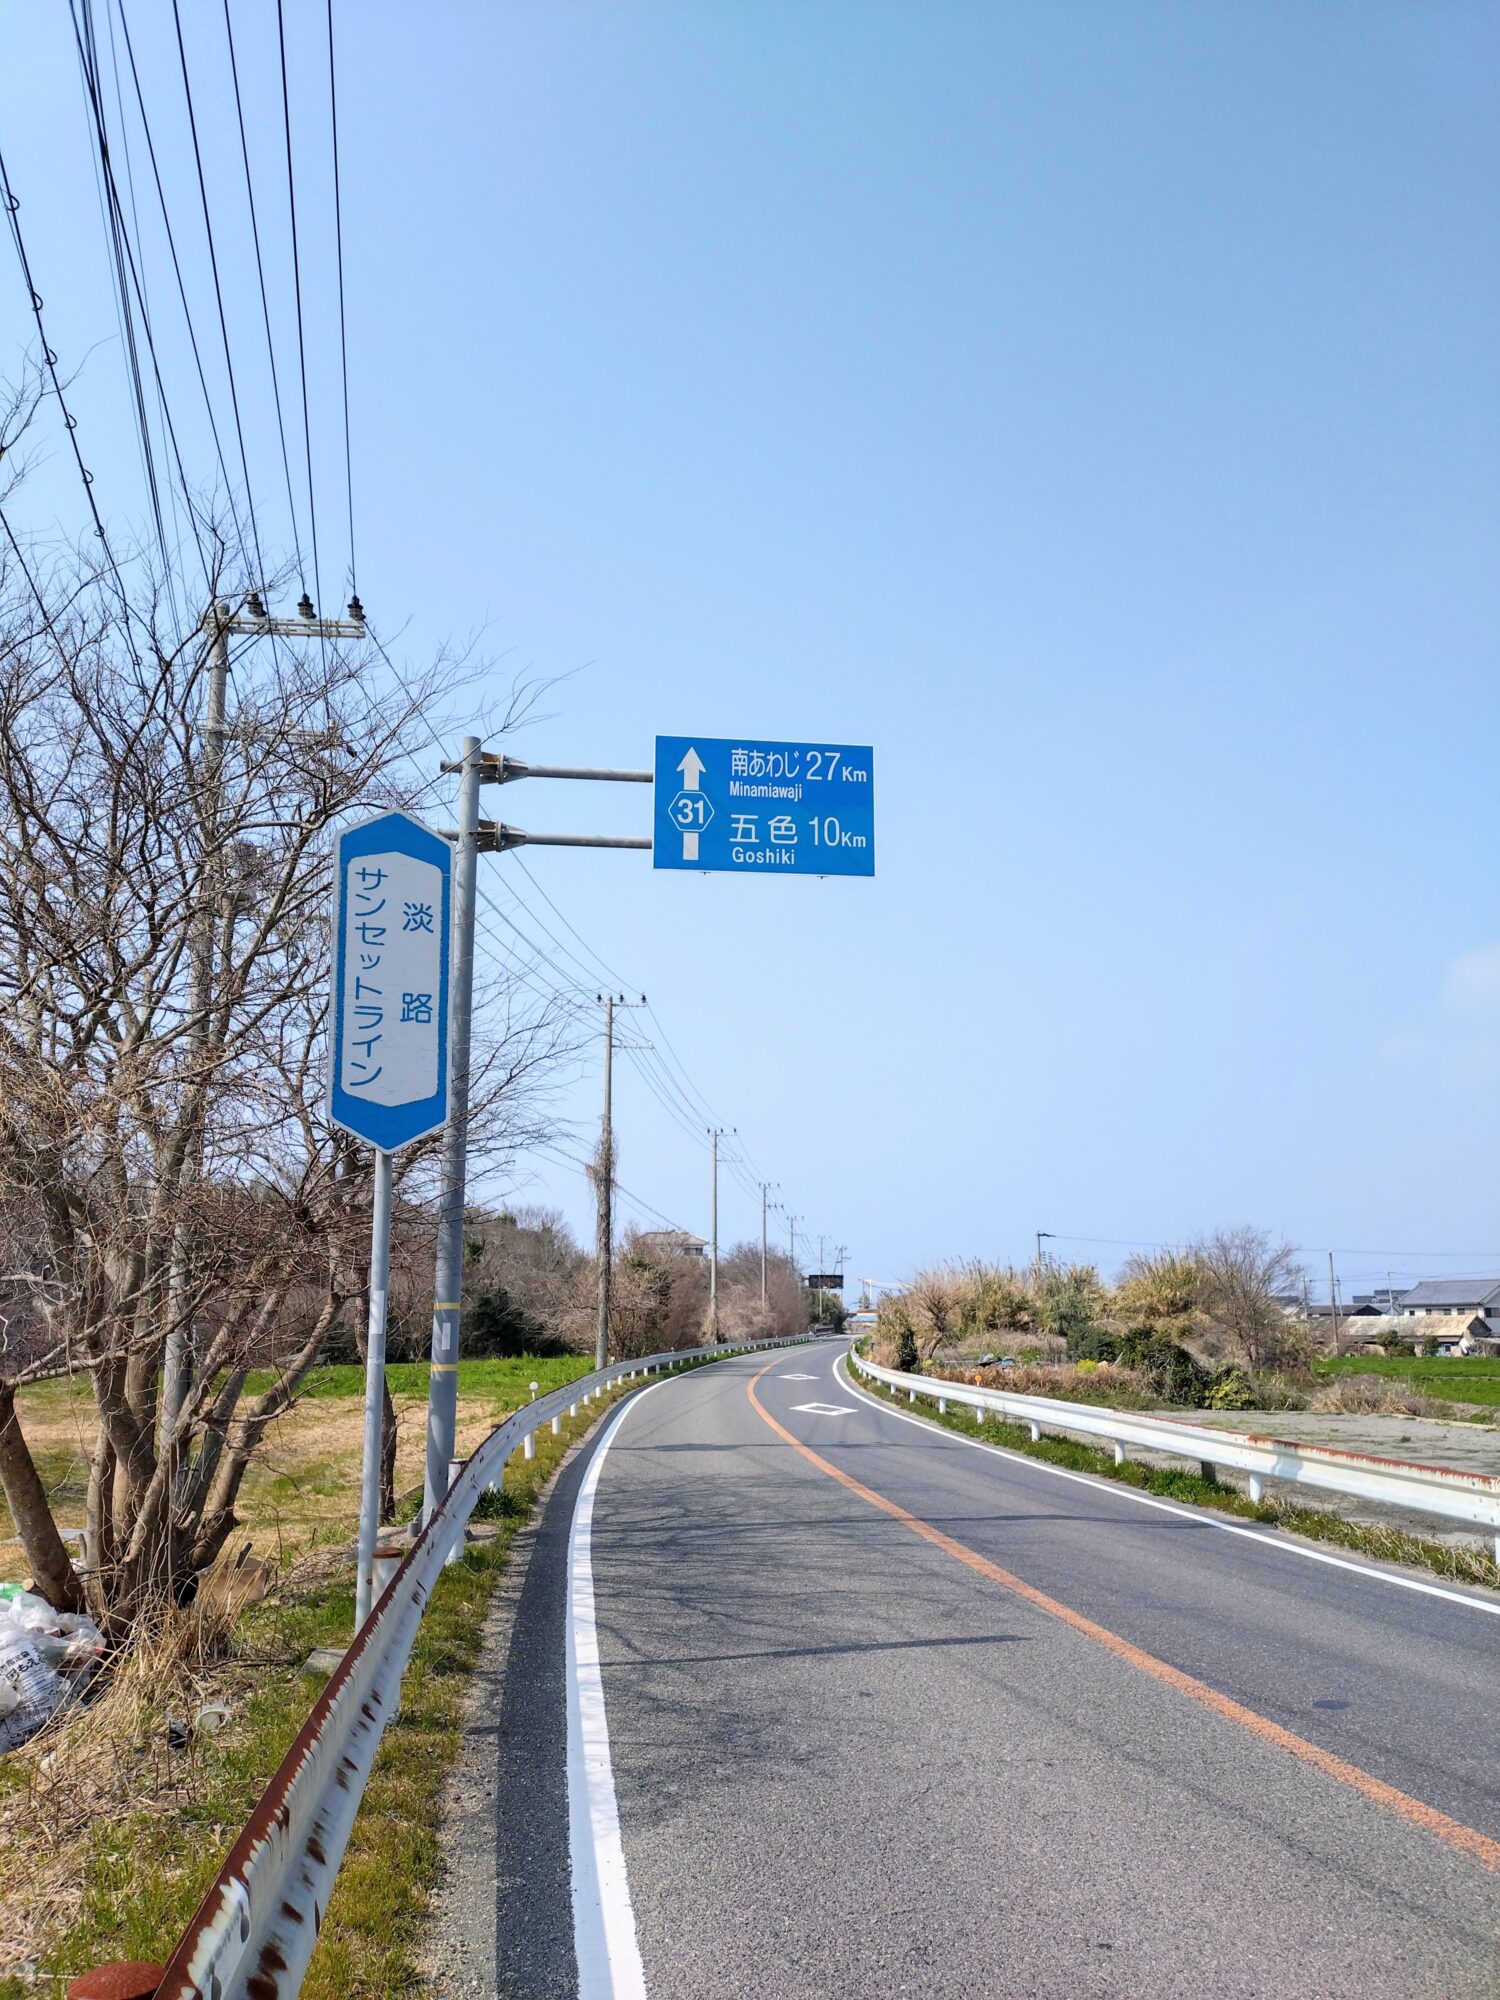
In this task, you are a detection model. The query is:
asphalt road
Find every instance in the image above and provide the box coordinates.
[475,1338,1500,1998]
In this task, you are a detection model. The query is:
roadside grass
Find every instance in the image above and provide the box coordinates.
[1315,1354,1500,1411]
[245,1352,592,1406]
[845,1363,1500,1596]
[1,1353,710,1999]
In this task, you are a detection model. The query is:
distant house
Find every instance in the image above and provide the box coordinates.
[634,1229,707,1260]
[1397,1279,1500,1330]
[1351,1287,1408,1313]
[1340,1312,1498,1356]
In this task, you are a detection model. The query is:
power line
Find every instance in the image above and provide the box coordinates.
[101,0,192,626]
[74,0,178,621]
[325,0,356,594]
[275,0,325,619]
[0,131,142,644]
[0,503,66,647]
[222,0,305,589]
[111,0,257,580]
[168,0,267,588]
[534,1142,692,1239]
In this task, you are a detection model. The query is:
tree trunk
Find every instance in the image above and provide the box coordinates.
[380,1381,397,1523]
[0,1381,85,1613]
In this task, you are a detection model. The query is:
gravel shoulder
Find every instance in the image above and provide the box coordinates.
[1141,1408,1500,1549]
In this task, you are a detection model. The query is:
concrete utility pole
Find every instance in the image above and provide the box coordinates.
[708,1128,728,1336]
[161,604,228,1451]
[596,994,616,1370]
[163,594,361,1453]
[423,735,482,1523]
[593,993,646,1369]
[760,1183,777,1308]
[1328,1250,1341,1358]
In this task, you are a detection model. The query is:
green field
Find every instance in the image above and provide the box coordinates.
[1316,1353,1500,1408]
[247,1351,593,1405]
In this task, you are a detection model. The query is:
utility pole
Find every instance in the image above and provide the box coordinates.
[1328,1249,1341,1358]
[1035,1230,1053,1288]
[760,1183,777,1308]
[423,735,482,1522]
[708,1128,729,1336]
[161,604,228,1451]
[593,993,646,1368]
[596,994,615,1371]
[163,593,361,1454]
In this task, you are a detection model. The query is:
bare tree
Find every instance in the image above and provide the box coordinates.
[0,474,564,1632]
[1191,1227,1305,1372]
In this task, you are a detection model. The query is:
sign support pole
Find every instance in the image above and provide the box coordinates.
[355,1147,393,1628]
[423,736,482,1523]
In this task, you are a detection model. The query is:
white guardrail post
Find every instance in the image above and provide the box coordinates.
[846,1347,1500,1562]
[69,1331,814,2000]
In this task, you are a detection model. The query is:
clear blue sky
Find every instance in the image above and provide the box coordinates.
[4,2,1498,1301]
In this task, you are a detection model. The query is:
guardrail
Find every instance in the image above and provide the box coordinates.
[847,1347,1500,1562]
[69,1331,810,2000]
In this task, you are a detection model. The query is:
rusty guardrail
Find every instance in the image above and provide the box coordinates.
[847,1346,1500,1558]
[67,1332,812,2000]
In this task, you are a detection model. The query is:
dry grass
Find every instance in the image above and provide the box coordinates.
[1,1359,591,1587]
[1307,1375,1446,1419]
[0,1581,248,1975]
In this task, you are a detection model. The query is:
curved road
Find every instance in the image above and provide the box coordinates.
[476,1337,1500,1998]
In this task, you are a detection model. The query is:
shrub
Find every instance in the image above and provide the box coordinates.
[1117,1329,1210,1407]
[1065,1322,1118,1364]
[895,1321,920,1374]
[1206,1366,1257,1410]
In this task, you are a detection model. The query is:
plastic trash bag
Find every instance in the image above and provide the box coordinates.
[0,1583,104,1670]
[0,1625,65,1754]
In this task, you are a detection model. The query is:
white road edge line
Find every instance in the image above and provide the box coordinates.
[569,1382,668,2000]
[829,1351,1500,1622]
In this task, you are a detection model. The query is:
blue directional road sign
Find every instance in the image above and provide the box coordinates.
[328,811,452,1151]
[653,735,875,877]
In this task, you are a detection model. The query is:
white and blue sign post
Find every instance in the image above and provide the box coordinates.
[328,811,452,1627]
[653,735,875,877]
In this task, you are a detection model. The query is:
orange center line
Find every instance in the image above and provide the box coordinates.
[746,1361,1500,1874]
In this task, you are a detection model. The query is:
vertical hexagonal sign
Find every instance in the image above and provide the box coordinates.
[328,811,452,1151]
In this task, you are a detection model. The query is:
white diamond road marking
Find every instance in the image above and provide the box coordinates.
[791,1402,856,1417]
[778,1372,818,1380]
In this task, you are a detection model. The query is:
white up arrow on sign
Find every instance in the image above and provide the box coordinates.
[678,745,706,861]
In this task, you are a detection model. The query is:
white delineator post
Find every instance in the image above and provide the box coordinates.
[355,1149,394,1628]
